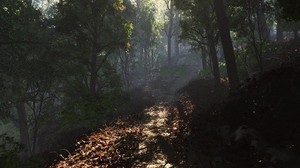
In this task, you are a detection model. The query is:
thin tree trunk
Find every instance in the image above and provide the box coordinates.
[257,2,269,41]
[90,45,98,94]
[201,47,207,70]
[124,52,129,89]
[212,0,240,89]
[16,102,31,159]
[167,36,172,65]
[167,0,174,65]
[175,35,180,56]
[174,10,180,56]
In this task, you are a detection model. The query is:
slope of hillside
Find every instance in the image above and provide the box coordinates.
[182,64,300,168]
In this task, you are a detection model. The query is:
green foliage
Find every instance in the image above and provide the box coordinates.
[218,61,228,77]
[198,69,213,79]
[62,91,127,129]
[198,62,228,79]
[51,0,134,129]
[0,0,60,157]
[61,64,127,129]
[228,0,276,72]
[0,0,56,104]
[114,0,126,11]
[0,134,21,168]
[176,0,216,50]
[127,0,165,76]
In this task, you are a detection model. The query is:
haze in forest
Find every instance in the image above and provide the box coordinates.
[1,0,300,167]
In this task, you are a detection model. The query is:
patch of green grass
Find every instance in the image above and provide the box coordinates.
[160,65,187,76]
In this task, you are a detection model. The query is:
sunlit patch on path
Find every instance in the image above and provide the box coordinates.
[133,103,174,167]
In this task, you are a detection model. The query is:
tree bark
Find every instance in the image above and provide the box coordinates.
[201,47,207,70]
[167,0,174,65]
[208,39,221,88]
[174,35,180,56]
[206,28,221,88]
[203,6,221,88]
[212,0,240,89]
[167,35,172,65]
[257,2,270,41]
[174,10,180,56]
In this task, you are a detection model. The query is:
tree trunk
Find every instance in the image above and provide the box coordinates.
[167,0,174,65]
[167,35,172,65]
[16,102,31,159]
[175,35,180,56]
[257,3,270,41]
[212,0,240,89]
[201,47,207,70]
[203,7,221,88]
[174,10,180,56]
[207,33,221,88]
[124,52,129,89]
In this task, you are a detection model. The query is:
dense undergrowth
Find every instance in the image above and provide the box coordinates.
[178,63,300,168]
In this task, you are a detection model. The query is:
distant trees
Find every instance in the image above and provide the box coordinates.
[164,0,175,65]
[175,0,239,89]
[228,0,274,72]
[175,0,221,88]
[133,0,161,76]
[176,0,300,89]
[0,0,58,158]
[276,0,300,42]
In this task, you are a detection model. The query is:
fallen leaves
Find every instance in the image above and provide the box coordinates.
[51,119,143,168]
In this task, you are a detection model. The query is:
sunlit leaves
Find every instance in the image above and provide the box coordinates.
[113,0,126,11]
[123,21,133,37]
[2,6,8,12]
[125,42,132,49]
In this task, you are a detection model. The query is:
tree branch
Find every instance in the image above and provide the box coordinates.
[0,41,42,45]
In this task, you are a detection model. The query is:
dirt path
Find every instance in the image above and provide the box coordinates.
[50,102,186,168]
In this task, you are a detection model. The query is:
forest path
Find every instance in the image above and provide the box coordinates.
[51,101,187,168]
